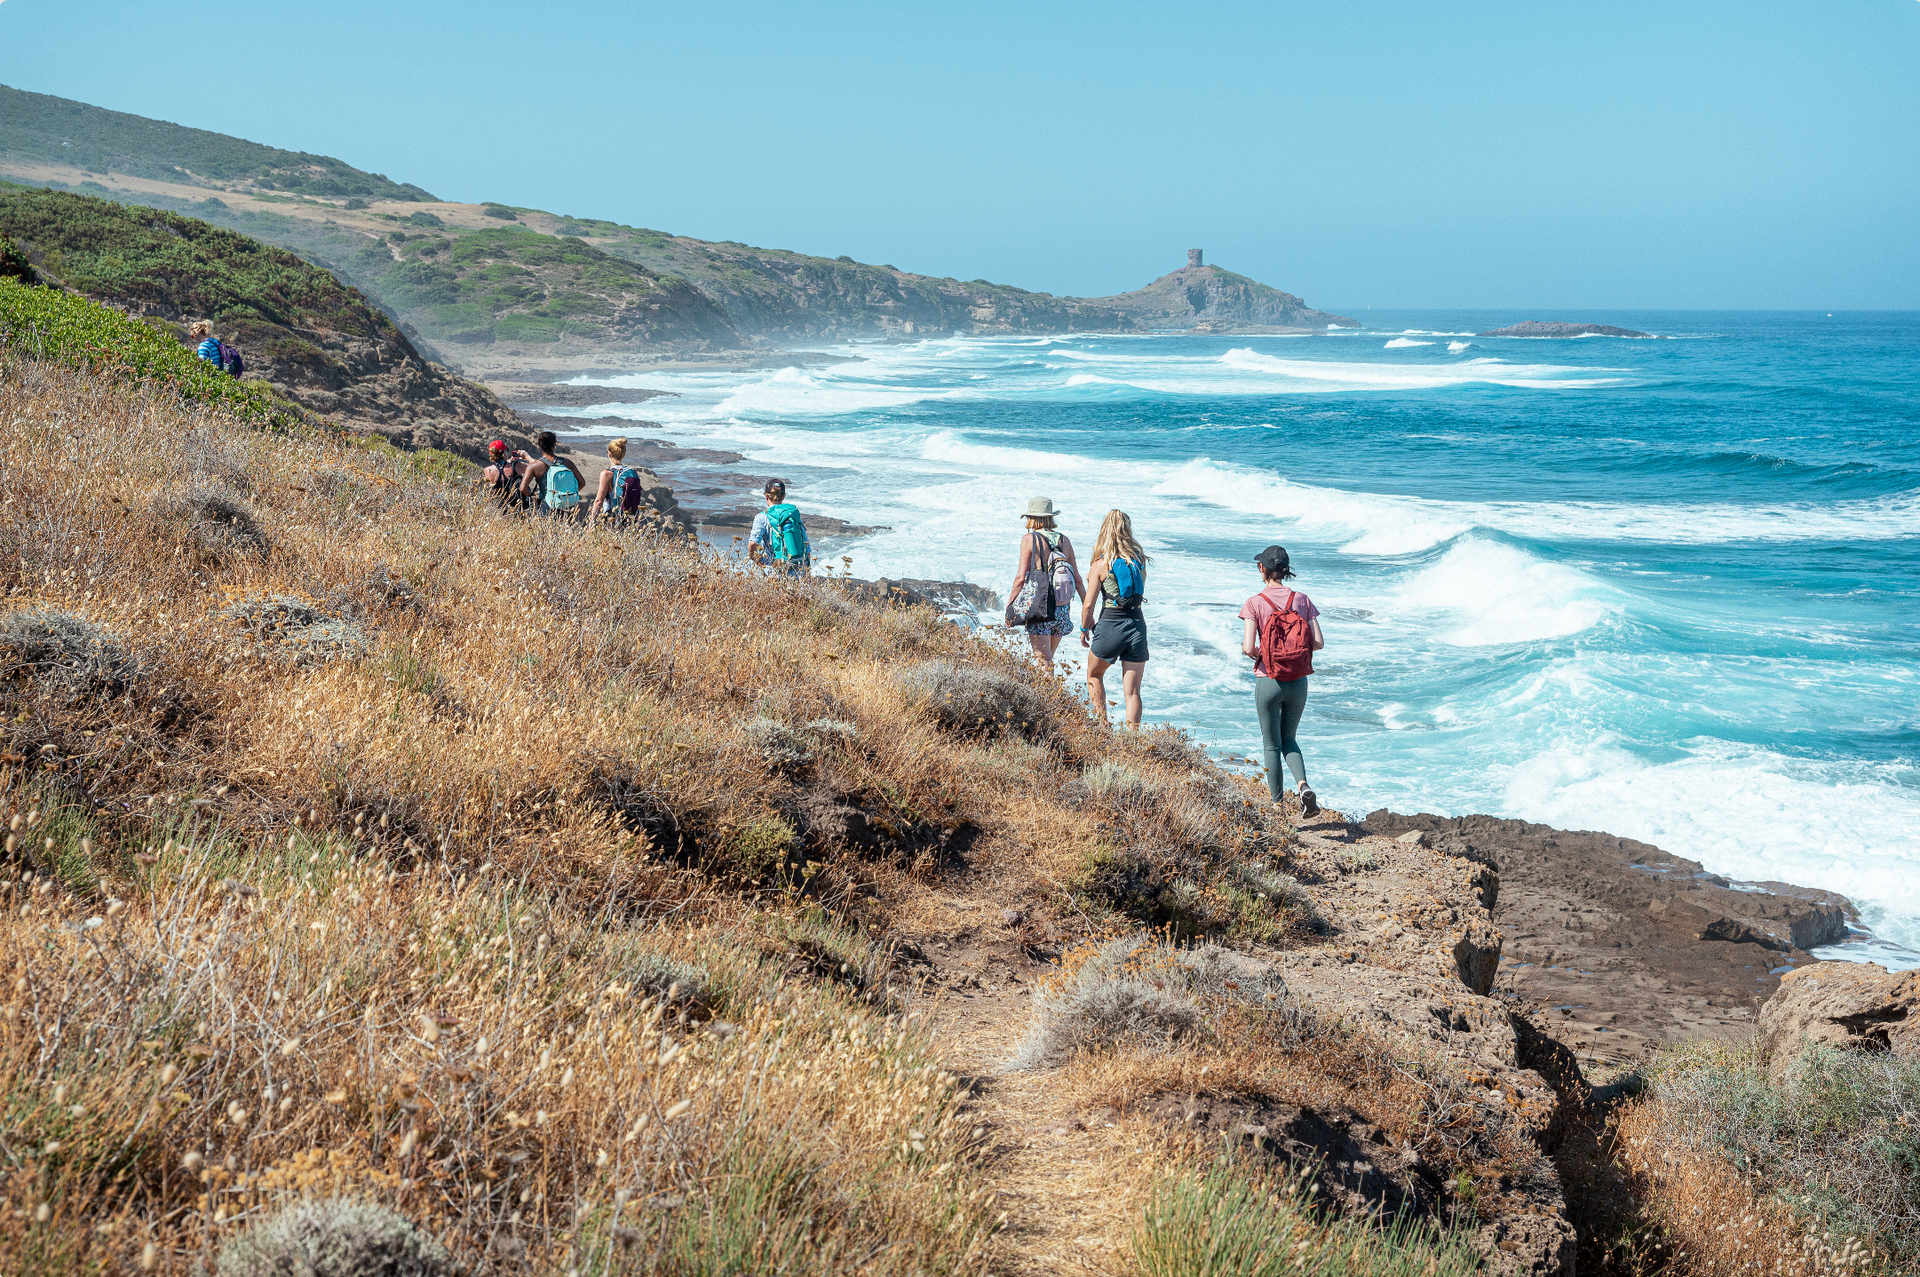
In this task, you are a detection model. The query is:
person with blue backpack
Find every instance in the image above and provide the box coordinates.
[520,430,585,520]
[1080,509,1151,729]
[749,479,812,574]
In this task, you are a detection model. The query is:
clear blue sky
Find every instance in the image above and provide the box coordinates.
[2,0,1916,309]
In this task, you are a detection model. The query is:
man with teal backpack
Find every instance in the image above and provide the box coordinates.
[749,479,812,574]
[520,431,585,520]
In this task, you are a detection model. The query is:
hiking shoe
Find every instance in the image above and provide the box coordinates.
[1298,787,1320,818]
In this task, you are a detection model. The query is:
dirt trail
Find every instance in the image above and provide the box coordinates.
[914,936,1148,1275]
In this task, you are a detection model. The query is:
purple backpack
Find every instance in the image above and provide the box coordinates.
[217,342,244,377]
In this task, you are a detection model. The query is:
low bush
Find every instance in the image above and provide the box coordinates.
[215,1197,452,1277]
[1618,1038,1916,1271]
[151,485,271,561]
[899,661,1052,741]
[220,594,370,665]
[1008,933,1305,1071]
[0,609,138,704]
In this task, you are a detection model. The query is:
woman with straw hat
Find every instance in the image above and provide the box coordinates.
[1005,497,1083,665]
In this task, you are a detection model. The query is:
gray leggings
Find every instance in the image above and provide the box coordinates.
[1253,676,1309,800]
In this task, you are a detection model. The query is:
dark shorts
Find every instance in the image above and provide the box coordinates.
[1090,611,1149,663]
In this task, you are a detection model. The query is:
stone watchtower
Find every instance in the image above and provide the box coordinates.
[1187,249,1204,268]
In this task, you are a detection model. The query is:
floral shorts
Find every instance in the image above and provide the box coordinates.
[1025,601,1074,638]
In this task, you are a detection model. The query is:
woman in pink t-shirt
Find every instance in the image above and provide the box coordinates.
[1238,545,1324,816]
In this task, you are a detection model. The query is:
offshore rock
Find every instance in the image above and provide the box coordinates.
[1477,321,1653,338]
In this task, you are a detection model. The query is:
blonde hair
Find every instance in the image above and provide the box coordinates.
[1091,509,1149,567]
[1023,514,1055,530]
[188,320,212,338]
[607,437,627,462]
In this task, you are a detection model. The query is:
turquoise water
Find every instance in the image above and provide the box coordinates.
[564,312,1920,954]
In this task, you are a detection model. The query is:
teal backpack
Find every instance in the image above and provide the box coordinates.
[765,503,807,563]
[1108,558,1145,609]
[543,462,582,512]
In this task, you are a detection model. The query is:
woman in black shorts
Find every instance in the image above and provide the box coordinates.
[1079,509,1151,729]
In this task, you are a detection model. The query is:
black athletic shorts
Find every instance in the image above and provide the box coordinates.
[1089,610,1149,663]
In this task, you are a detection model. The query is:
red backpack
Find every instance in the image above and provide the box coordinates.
[1258,590,1314,680]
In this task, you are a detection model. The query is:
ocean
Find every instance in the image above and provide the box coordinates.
[555,311,1920,962]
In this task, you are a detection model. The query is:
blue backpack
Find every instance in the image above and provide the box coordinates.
[542,462,582,511]
[765,503,807,563]
[1108,558,1145,608]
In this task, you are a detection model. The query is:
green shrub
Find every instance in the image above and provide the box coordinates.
[1648,1039,1920,1265]
[0,278,289,426]
[1134,1154,1485,1277]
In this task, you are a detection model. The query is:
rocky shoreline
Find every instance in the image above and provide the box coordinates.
[1360,813,1856,1070]
[484,378,1890,1068]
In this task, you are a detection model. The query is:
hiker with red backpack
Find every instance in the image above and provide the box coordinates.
[749,479,812,574]
[587,437,649,526]
[1241,545,1324,816]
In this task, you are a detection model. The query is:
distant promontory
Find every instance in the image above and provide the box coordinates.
[1478,320,1654,338]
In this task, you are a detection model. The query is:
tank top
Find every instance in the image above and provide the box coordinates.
[1099,558,1145,615]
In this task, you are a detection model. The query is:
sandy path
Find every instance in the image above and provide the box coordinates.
[921,954,1151,1275]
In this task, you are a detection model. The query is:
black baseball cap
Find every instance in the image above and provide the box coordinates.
[1254,545,1290,573]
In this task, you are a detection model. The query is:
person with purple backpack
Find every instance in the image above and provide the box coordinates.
[188,320,244,377]
[587,437,646,526]
[1240,544,1325,816]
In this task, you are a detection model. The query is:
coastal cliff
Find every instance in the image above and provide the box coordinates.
[0,85,1354,370]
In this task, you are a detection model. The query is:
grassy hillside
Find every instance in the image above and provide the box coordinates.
[372,225,738,350]
[0,294,1550,1273]
[0,185,522,450]
[0,83,434,202]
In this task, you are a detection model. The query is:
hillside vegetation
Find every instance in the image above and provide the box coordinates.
[0,275,288,427]
[0,291,1555,1275]
[375,225,738,351]
[0,85,1365,360]
[0,185,521,453]
[0,83,434,202]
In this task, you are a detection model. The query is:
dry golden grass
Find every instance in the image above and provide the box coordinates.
[1614,1097,1878,1276]
[0,353,1314,1273]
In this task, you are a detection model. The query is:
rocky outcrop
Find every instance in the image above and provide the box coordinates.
[484,382,670,409]
[1089,263,1357,332]
[1274,817,1580,1276]
[1760,963,1920,1074]
[1477,321,1653,338]
[844,578,1001,621]
[1363,812,1855,1067]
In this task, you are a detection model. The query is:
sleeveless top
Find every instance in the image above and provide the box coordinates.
[1105,556,1144,618]
[1099,558,1145,615]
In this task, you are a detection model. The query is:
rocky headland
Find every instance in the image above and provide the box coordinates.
[1477,321,1655,339]
[1090,259,1358,333]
